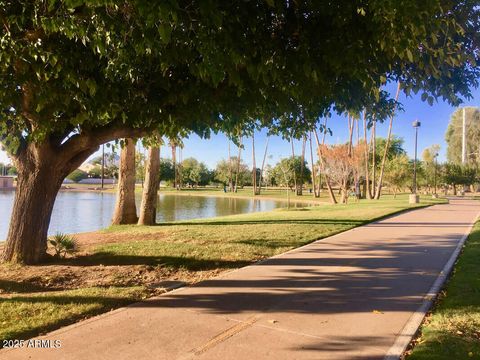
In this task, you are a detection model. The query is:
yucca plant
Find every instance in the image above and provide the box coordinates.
[48,233,78,258]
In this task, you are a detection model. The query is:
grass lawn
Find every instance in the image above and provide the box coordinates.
[0,194,445,343]
[406,220,480,360]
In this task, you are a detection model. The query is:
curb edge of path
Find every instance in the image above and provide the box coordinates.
[384,209,480,360]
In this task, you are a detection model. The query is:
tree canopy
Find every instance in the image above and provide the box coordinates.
[1,0,480,158]
[2,0,480,264]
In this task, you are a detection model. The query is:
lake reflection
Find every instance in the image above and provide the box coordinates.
[0,191,304,241]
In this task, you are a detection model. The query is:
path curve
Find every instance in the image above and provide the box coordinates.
[2,199,478,360]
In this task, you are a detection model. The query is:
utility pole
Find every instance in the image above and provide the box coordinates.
[462,107,467,164]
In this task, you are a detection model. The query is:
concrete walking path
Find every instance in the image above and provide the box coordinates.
[2,199,479,360]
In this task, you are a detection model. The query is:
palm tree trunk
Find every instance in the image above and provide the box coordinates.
[291,136,297,194]
[314,128,337,204]
[258,136,269,194]
[234,136,242,192]
[298,136,306,195]
[347,113,354,156]
[171,142,177,189]
[375,82,401,199]
[309,132,319,198]
[228,141,233,192]
[363,112,373,199]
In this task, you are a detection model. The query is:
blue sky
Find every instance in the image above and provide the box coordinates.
[1,84,478,169]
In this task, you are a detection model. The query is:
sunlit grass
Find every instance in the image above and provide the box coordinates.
[407,221,480,360]
[0,195,445,342]
[0,286,148,342]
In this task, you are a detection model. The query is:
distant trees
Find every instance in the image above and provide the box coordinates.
[445,107,480,165]
[442,163,478,195]
[0,163,17,176]
[89,151,119,179]
[383,155,412,197]
[66,169,88,183]
[181,158,212,187]
[215,157,250,190]
[270,156,311,191]
[319,144,362,203]
[422,144,441,193]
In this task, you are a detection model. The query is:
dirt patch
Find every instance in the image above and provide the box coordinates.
[0,230,223,296]
[74,231,166,250]
[0,262,223,296]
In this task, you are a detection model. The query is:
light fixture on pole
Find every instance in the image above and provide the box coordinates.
[410,120,421,204]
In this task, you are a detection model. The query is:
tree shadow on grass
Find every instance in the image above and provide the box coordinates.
[0,279,51,293]
[55,254,252,270]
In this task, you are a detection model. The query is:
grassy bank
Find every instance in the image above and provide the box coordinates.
[0,195,444,342]
[406,220,480,360]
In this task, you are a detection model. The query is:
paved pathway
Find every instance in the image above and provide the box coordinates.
[2,199,478,360]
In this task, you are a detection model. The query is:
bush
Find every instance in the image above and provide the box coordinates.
[66,169,88,182]
[48,233,78,258]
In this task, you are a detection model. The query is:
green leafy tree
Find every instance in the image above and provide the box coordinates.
[422,144,441,192]
[1,1,479,263]
[215,157,250,188]
[441,163,477,194]
[181,157,211,187]
[159,159,175,185]
[66,169,88,182]
[384,155,412,196]
[271,157,311,190]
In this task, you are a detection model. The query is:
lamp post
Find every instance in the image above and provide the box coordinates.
[410,120,421,203]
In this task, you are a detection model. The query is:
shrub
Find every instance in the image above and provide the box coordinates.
[66,169,88,182]
[48,233,78,258]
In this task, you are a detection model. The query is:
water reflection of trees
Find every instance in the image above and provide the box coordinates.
[147,194,309,223]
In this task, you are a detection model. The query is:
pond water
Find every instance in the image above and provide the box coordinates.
[0,191,305,241]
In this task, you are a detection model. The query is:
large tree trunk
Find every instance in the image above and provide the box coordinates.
[2,139,97,263]
[2,153,64,263]
[2,125,148,264]
[375,82,401,199]
[112,138,138,225]
[138,146,161,225]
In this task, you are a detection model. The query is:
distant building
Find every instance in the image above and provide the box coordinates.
[0,176,14,189]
